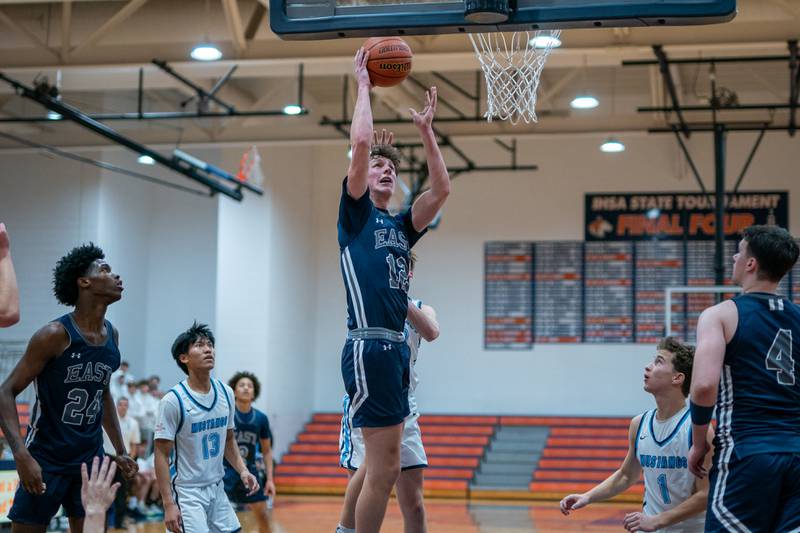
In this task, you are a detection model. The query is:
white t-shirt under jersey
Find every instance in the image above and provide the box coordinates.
[636,406,706,533]
[155,379,235,488]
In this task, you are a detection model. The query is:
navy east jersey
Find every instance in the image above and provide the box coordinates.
[26,314,120,474]
[338,178,426,332]
[718,292,800,457]
[225,408,271,470]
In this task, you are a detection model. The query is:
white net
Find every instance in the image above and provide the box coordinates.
[469,30,561,125]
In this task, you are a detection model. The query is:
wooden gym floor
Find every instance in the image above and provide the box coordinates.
[109,495,638,532]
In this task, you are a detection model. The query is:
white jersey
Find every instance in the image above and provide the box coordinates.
[155,379,235,488]
[404,299,423,421]
[636,407,706,533]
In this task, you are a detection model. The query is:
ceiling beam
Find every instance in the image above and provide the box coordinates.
[221,0,247,57]
[61,1,73,63]
[70,0,149,59]
[244,2,266,41]
[0,9,60,61]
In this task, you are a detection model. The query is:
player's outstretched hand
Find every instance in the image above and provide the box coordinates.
[0,223,10,257]
[559,493,590,515]
[409,86,437,130]
[623,511,661,532]
[81,456,120,516]
[113,453,139,481]
[264,478,276,499]
[688,441,709,479]
[241,469,261,496]
[354,47,372,89]
[372,129,394,147]
[164,502,183,533]
[16,451,45,495]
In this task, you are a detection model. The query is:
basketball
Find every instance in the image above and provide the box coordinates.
[364,37,412,87]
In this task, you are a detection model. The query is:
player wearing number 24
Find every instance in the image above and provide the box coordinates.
[0,243,138,532]
[689,225,800,533]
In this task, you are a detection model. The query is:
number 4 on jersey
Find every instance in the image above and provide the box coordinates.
[766,329,795,386]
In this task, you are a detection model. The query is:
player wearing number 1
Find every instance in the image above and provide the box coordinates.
[689,225,800,532]
[154,323,259,533]
[337,47,450,533]
[560,337,712,532]
[0,243,138,532]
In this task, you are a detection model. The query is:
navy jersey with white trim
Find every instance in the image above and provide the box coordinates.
[26,314,120,474]
[718,292,800,457]
[338,177,427,332]
[224,407,271,470]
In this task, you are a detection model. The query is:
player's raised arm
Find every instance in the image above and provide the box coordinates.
[0,323,65,494]
[407,302,439,342]
[410,87,450,232]
[560,415,643,515]
[689,303,730,478]
[0,223,20,327]
[346,47,374,200]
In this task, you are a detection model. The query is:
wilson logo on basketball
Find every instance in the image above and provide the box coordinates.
[378,45,408,54]
[380,63,411,72]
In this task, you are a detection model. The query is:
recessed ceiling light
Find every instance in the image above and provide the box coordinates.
[571,95,599,109]
[190,44,222,61]
[282,104,302,116]
[47,111,62,120]
[600,138,625,153]
[530,35,562,49]
[137,155,156,165]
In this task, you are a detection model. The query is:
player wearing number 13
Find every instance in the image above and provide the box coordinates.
[0,243,138,532]
[337,48,450,533]
[689,225,800,533]
[154,323,259,533]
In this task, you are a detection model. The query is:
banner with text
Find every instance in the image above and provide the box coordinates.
[585,191,788,241]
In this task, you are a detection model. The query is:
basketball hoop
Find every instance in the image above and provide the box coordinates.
[469,30,561,125]
[237,146,265,188]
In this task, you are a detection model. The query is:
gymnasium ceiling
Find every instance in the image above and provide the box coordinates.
[0,0,798,151]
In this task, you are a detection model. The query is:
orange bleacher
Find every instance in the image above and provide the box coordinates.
[277,413,643,503]
[276,413,496,498]
[528,416,643,503]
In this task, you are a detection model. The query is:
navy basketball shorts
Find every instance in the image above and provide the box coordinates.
[705,452,800,532]
[9,469,84,525]
[341,338,410,428]
[223,465,267,504]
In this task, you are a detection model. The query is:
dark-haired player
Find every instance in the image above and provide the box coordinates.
[339,47,450,533]
[224,371,275,533]
[561,337,713,532]
[0,243,138,532]
[689,225,800,532]
[154,322,258,533]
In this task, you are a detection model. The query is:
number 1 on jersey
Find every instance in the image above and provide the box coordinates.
[766,328,794,385]
[657,473,671,504]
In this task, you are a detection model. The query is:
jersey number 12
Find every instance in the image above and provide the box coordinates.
[765,328,794,385]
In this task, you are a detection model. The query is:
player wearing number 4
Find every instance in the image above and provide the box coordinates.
[337,47,450,533]
[688,225,800,533]
[154,323,259,533]
[560,337,713,532]
[0,244,138,532]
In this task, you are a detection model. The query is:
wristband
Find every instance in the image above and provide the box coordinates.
[690,400,714,425]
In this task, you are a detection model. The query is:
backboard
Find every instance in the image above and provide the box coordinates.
[270,0,737,40]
